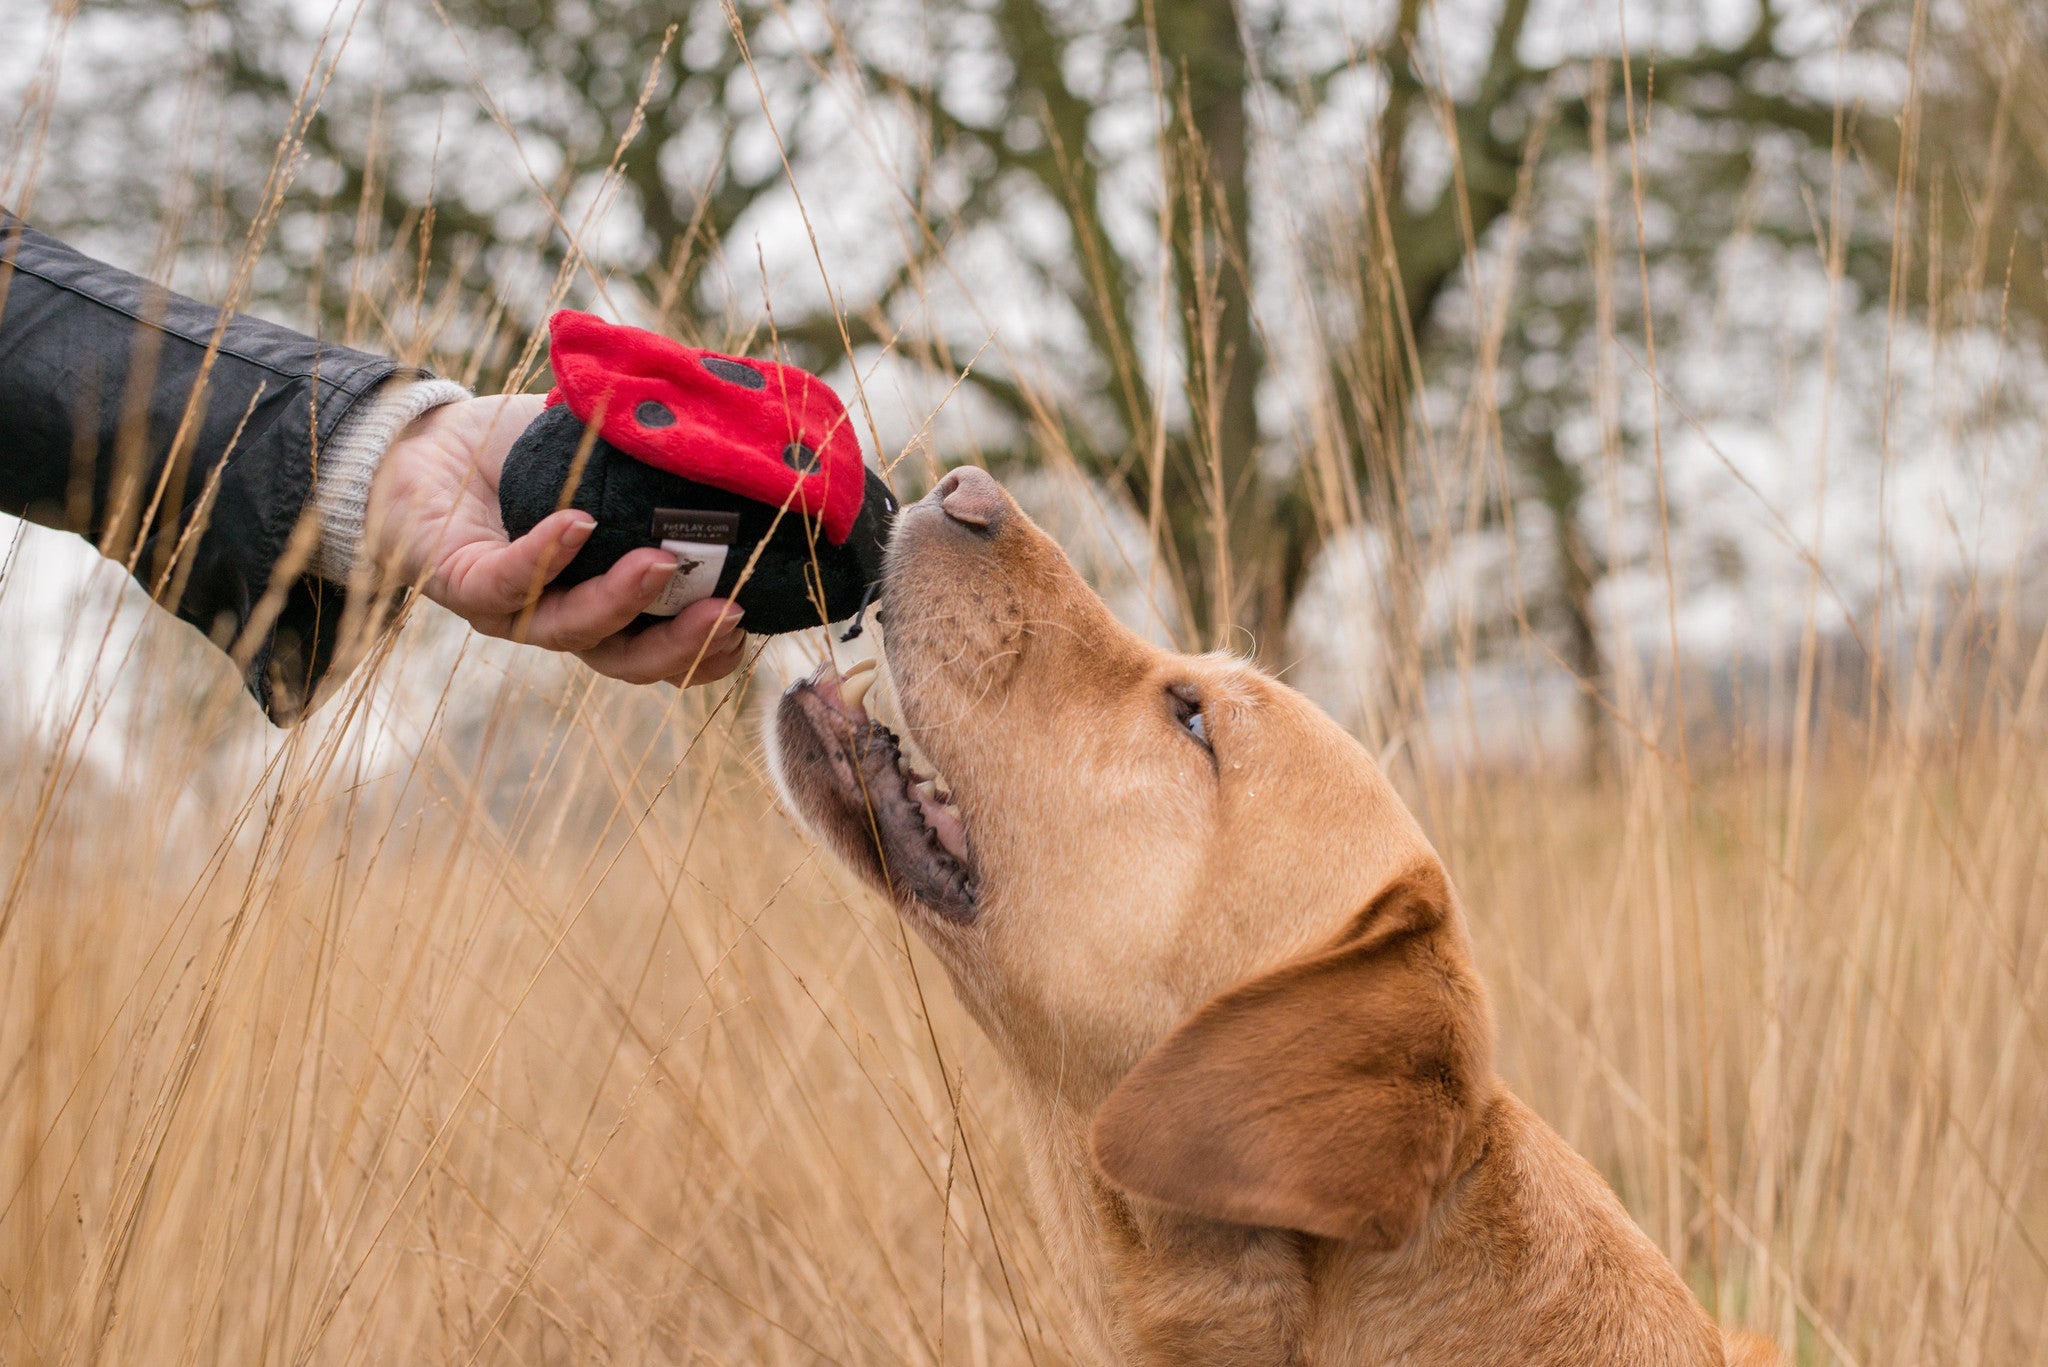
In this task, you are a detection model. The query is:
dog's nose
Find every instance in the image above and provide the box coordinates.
[936,466,1004,531]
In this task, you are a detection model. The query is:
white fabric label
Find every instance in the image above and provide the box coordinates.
[645,539,731,617]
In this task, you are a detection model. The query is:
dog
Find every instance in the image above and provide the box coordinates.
[769,467,1782,1365]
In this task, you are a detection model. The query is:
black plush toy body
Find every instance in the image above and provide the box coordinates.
[498,311,896,636]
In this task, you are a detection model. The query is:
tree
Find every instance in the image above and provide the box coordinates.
[18,0,2034,752]
[833,0,1921,706]
[18,0,854,366]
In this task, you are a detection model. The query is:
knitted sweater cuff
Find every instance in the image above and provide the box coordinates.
[311,376,473,583]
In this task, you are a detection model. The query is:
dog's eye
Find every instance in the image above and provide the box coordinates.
[1168,684,1210,750]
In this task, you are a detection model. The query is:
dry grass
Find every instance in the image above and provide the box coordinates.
[4,2,2048,1363]
[1,578,2041,1366]
[1450,696,2048,1366]
[1,625,1066,1365]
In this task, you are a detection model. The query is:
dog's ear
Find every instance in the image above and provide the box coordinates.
[1089,864,1490,1248]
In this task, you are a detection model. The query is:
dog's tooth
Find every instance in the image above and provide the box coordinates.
[913,778,938,801]
[840,670,877,712]
[841,657,878,679]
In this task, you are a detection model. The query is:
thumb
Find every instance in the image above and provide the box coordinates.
[439,510,596,617]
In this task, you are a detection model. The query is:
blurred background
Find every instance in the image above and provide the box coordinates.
[2,0,2045,1362]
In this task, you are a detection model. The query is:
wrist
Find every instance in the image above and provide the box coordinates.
[312,376,473,585]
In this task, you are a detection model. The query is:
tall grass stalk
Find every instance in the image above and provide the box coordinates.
[3,4,2045,1362]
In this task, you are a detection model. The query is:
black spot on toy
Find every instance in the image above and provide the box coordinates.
[498,310,897,637]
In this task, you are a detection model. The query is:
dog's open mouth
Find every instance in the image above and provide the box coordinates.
[777,660,977,922]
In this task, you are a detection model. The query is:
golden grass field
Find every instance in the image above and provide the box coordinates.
[1,565,2042,1365]
[5,3,2048,1361]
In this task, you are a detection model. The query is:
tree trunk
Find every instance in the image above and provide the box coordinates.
[1525,427,1609,778]
[1152,1,1271,654]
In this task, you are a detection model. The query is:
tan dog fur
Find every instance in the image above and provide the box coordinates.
[771,469,1782,1366]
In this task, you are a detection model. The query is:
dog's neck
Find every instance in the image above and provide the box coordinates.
[1014,1086,1724,1367]
[1006,1078,1480,1366]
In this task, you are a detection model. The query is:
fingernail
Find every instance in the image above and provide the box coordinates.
[641,557,679,593]
[563,516,596,548]
[711,604,745,638]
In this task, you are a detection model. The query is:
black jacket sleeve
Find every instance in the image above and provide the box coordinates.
[0,210,404,722]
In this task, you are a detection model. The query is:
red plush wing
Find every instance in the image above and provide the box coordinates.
[543,310,864,545]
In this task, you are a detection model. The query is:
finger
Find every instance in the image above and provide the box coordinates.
[441,510,595,617]
[575,599,746,685]
[674,595,746,647]
[664,637,746,689]
[677,621,750,684]
[520,548,681,652]
[575,599,745,685]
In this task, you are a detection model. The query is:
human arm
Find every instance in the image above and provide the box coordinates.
[0,211,742,719]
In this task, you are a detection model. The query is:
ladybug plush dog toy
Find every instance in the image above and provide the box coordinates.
[498,310,897,637]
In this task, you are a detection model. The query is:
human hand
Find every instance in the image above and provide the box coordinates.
[365,395,747,687]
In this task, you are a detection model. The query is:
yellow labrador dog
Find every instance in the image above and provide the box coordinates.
[770,467,1780,1366]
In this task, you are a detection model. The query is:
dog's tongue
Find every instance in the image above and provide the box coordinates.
[912,784,969,861]
[818,660,969,862]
